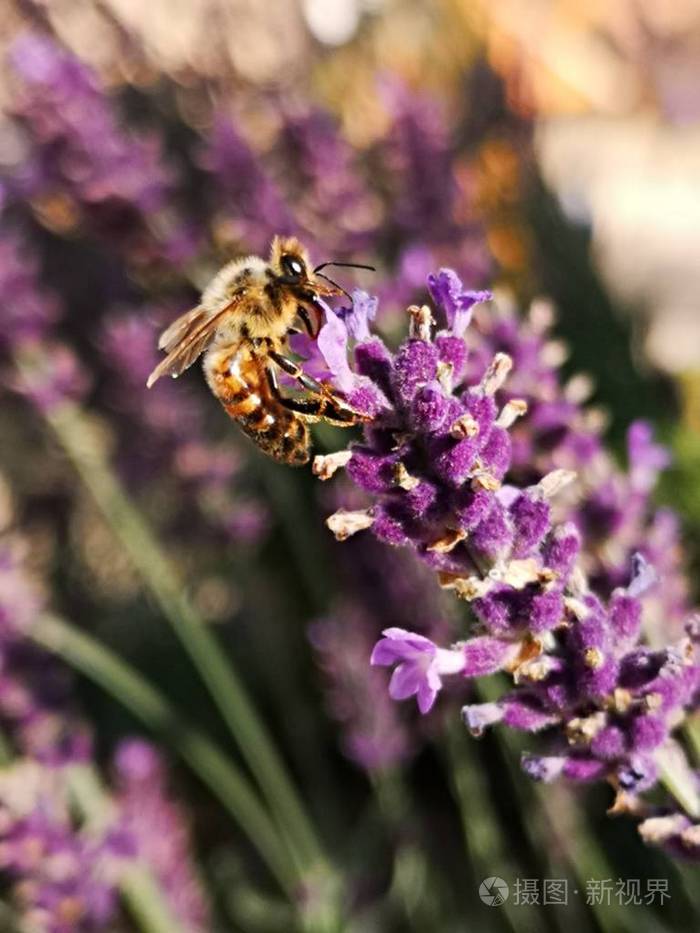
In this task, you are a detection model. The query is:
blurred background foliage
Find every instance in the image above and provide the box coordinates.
[0,1,699,931]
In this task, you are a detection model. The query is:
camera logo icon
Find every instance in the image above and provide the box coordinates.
[479,876,510,907]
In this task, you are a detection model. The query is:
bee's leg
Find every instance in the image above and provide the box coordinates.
[265,355,364,426]
[269,351,323,393]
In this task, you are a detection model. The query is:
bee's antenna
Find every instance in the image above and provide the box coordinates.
[315,272,353,303]
[314,260,376,274]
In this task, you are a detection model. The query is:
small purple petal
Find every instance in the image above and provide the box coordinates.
[389,662,424,700]
[317,300,355,392]
[427,268,491,337]
[416,678,440,714]
[626,553,658,598]
[339,290,378,341]
[501,697,558,732]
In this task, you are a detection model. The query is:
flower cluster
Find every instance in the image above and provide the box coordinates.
[0,487,127,928]
[313,270,700,857]
[99,310,269,545]
[6,32,196,267]
[0,231,90,412]
[0,498,91,765]
[462,297,691,638]
[0,30,492,560]
[371,76,487,305]
[0,762,128,932]
[0,477,210,927]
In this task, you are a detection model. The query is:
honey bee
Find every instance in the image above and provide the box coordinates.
[146,236,371,465]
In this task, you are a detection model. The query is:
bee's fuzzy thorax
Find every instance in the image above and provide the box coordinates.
[200,255,266,314]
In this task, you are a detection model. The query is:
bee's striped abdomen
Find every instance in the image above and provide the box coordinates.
[205,343,310,466]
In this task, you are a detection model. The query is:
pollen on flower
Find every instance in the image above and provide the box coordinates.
[496,398,528,429]
[407,304,435,341]
[450,413,480,439]
[326,509,375,541]
[584,647,605,669]
[312,450,353,481]
[392,462,421,490]
[479,352,513,396]
[426,528,467,553]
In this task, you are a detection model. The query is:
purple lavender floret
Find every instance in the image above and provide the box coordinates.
[371,627,463,714]
[313,272,700,857]
[427,269,491,339]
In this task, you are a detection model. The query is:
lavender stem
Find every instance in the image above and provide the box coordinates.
[36,394,329,883]
[31,611,297,896]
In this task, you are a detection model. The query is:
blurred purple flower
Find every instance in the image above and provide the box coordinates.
[0,233,59,349]
[310,611,414,771]
[6,32,196,265]
[0,527,92,766]
[114,739,211,931]
[198,113,295,254]
[0,795,124,930]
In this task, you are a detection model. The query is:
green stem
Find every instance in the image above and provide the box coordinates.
[370,770,433,932]
[443,721,528,933]
[685,714,700,762]
[120,869,186,933]
[0,899,21,933]
[32,612,296,896]
[0,729,14,766]
[41,399,324,877]
[65,763,186,933]
[657,751,700,820]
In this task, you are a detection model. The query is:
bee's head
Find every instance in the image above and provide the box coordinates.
[270,236,340,298]
[270,236,309,283]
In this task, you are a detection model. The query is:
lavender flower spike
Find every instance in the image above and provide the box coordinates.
[371,628,463,713]
[316,268,700,860]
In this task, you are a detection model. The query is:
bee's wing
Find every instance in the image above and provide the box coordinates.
[146,298,240,388]
[158,305,207,353]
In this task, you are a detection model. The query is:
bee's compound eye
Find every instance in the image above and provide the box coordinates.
[282,255,304,279]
